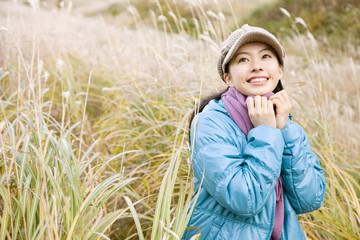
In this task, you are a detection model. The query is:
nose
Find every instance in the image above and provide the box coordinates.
[251,60,263,72]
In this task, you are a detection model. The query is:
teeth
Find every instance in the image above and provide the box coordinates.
[249,78,267,83]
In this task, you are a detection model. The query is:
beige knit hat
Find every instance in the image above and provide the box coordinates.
[218,24,285,81]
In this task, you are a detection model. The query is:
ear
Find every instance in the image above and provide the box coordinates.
[278,65,284,79]
[224,73,233,86]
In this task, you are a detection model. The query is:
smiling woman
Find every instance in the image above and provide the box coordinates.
[224,42,283,97]
[183,24,326,240]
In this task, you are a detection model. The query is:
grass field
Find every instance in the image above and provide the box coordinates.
[0,0,359,239]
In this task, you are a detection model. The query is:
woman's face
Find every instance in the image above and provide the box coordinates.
[224,42,283,96]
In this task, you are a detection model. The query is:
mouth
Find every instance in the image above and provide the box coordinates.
[247,76,269,84]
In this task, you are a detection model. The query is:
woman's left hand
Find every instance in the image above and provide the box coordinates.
[269,90,292,130]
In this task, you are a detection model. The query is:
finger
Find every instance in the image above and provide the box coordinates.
[278,93,286,104]
[267,100,274,113]
[246,97,254,111]
[271,92,286,106]
[254,95,261,110]
[269,94,276,101]
[269,92,281,101]
[272,99,283,113]
[271,99,281,109]
[282,90,291,104]
[261,97,268,109]
[278,90,292,111]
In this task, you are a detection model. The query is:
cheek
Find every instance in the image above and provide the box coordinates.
[271,64,283,78]
[229,65,247,77]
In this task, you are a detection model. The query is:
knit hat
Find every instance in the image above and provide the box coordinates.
[218,24,285,81]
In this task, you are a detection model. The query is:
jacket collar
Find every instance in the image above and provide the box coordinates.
[203,99,230,117]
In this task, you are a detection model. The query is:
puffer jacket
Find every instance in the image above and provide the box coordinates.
[182,99,326,240]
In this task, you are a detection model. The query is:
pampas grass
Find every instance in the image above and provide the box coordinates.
[0,0,359,239]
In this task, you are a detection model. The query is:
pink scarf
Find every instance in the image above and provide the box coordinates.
[221,87,284,240]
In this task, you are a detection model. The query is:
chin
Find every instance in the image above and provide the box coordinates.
[248,91,271,96]
[248,87,276,96]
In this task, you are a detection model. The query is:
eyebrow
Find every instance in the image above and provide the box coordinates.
[233,47,273,58]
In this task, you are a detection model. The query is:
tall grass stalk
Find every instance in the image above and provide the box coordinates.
[1,1,359,239]
[0,5,139,238]
[0,103,138,239]
[278,10,360,240]
[149,114,194,240]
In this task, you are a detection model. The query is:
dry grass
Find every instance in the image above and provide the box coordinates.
[0,0,359,239]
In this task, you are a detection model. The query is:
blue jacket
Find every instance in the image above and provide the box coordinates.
[182,99,326,240]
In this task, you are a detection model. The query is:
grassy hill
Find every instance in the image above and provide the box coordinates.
[244,0,360,52]
[0,0,359,239]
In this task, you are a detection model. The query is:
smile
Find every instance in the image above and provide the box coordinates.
[247,77,268,83]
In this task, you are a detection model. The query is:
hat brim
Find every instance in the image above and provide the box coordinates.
[221,31,284,74]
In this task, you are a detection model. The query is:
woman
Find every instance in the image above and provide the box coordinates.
[183,24,326,240]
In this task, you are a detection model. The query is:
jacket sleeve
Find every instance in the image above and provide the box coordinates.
[281,119,326,214]
[190,112,284,217]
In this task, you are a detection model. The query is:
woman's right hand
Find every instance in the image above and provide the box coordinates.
[246,95,276,128]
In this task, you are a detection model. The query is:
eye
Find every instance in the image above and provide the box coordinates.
[238,57,248,63]
[262,54,271,59]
